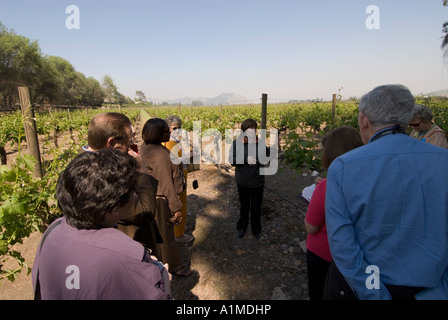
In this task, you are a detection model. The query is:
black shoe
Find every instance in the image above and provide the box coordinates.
[253,233,261,239]
[237,229,246,238]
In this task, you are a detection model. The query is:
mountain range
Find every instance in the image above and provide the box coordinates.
[154,93,251,105]
[425,89,448,97]
[152,89,448,105]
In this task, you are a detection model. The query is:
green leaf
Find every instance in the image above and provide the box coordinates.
[16,154,36,172]
[1,197,26,216]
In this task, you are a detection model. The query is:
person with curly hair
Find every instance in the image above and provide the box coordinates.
[32,149,171,300]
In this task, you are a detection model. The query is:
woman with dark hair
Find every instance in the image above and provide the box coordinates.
[140,118,193,277]
[32,149,171,300]
[229,118,270,240]
[304,126,363,300]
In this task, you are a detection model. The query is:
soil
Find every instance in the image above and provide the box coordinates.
[171,162,315,300]
[0,122,318,300]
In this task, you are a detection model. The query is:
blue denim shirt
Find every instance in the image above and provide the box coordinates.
[325,131,448,300]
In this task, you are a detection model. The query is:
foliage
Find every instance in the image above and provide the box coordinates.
[102,75,127,105]
[283,131,321,172]
[0,22,105,106]
[0,98,447,282]
[0,113,79,282]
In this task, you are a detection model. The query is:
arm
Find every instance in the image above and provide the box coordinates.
[325,160,391,300]
[415,266,448,300]
[230,139,244,167]
[229,139,256,166]
[150,153,183,214]
[134,173,158,215]
[426,129,448,149]
[118,173,158,226]
[305,220,320,234]
[304,179,326,234]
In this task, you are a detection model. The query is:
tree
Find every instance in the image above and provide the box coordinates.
[33,56,105,106]
[135,90,147,104]
[0,22,104,106]
[102,75,126,106]
[442,1,448,63]
[0,22,42,105]
[192,100,203,106]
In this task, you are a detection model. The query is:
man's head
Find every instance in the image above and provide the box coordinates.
[57,149,137,229]
[358,84,415,143]
[87,112,135,153]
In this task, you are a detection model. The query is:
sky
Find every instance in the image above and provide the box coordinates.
[0,0,447,103]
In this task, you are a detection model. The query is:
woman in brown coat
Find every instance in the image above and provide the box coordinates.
[140,118,192,277]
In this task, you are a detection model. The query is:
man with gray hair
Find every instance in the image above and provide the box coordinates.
[324,84,448,300]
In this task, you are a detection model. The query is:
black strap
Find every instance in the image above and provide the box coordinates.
[370,124,405,143]
[34,219,62,300]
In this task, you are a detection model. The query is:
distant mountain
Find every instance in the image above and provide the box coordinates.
[155,93,251,105]
[425,89,448,97]
[204,93,250,105]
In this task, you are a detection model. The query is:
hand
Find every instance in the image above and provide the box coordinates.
[127,149,138,158]
[170,211,182,225]
[247,156,257,166]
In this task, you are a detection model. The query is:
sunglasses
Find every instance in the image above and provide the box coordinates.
[171,126,182,131]
[409,121,423,127]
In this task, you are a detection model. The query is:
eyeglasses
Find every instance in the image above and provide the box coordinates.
[409,121,423,127]
[171,126,182,131]
[128,131,136,145]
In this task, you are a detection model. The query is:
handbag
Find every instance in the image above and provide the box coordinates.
[179,165,187,191]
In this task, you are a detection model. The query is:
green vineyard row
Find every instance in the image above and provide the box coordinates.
[0,97,447,282]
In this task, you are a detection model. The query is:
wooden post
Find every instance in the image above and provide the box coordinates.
[18,86,43,178]
[332,93,337,129]
[0,146,6,165]
[261,93,268,130]
[67,108,75,143]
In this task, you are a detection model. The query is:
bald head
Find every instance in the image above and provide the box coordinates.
[87,113,133,151]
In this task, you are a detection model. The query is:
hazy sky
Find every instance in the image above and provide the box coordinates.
[1,0,447,102]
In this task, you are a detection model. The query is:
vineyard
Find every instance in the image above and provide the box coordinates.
[1,96,447,284]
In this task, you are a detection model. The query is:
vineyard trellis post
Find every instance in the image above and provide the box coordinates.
[261,93,267,130]
[18,86,43,178]
[332,93,336,129]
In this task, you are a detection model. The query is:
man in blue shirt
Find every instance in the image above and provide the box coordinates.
[324,84,448,300]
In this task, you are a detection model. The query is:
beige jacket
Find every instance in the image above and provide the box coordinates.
[139,143,184,214]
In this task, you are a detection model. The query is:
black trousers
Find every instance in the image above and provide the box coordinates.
[236,184,264,234]
[306,250,331,300]
[323,261,424,300]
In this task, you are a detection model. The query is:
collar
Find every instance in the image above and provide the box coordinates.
[369,124,405,143]
[242,135,259,144]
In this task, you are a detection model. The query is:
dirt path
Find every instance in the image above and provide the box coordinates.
[171,163,314,300]
[0,161,315,300]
